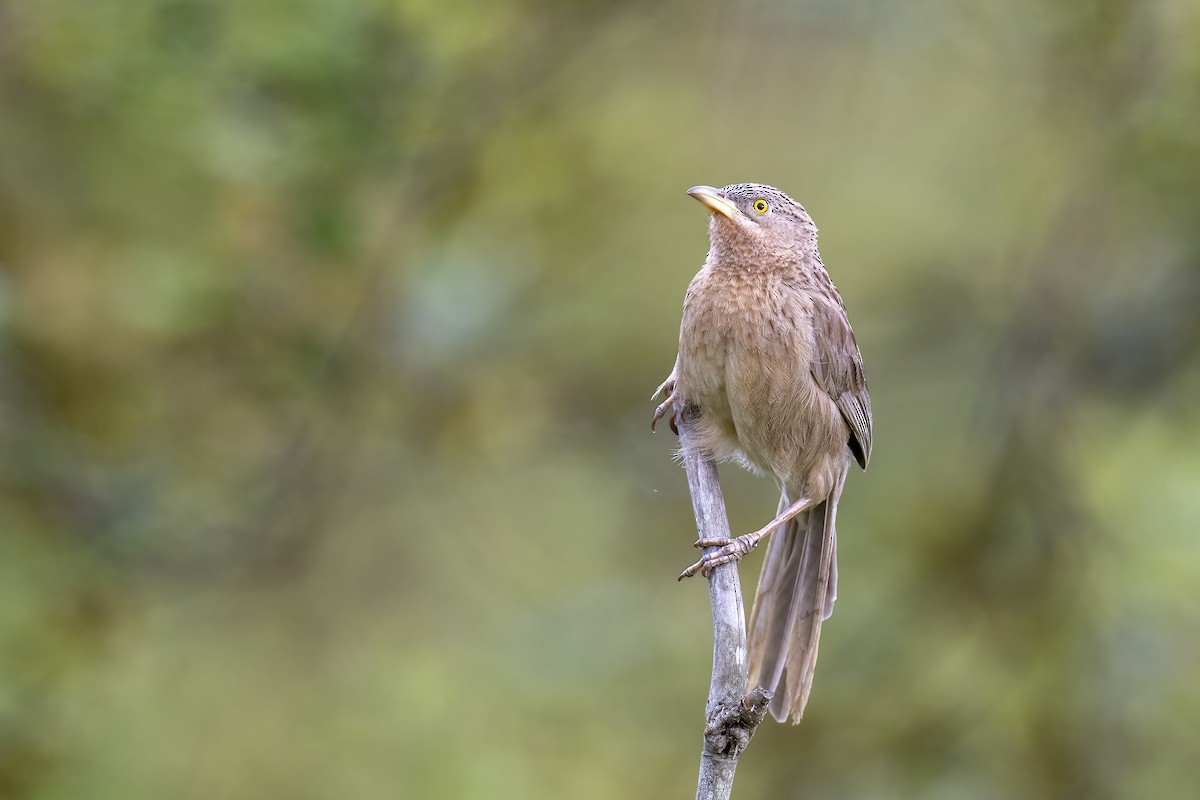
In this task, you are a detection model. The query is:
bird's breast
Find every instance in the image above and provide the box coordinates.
[676,268,825,472]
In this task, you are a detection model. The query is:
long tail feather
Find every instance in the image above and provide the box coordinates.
[746,472,846,723]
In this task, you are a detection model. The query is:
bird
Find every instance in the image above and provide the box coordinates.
[651,182,872,724]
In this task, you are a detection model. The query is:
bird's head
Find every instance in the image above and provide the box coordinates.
[687,182,818,261]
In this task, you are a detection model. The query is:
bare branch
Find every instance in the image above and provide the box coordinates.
[678,413,772,800]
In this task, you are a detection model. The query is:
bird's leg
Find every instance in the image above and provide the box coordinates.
[678,494,818,580]
[650,374,681,434]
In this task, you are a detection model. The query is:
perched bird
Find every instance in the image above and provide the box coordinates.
[652,183,872,724]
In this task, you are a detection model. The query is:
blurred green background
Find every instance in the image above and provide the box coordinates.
[3,1,1200,798]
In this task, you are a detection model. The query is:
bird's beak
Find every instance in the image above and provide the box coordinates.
[687,185,742,220]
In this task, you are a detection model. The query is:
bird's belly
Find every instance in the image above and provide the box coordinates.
[676,321,742,463]
[727,368,847,498]
[679,316,847,498]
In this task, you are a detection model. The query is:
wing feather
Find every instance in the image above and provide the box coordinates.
[809,283,873,469]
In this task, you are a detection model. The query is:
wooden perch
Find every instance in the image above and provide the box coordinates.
[678,413,773,800]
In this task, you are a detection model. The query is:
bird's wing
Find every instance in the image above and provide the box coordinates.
[809,284,873,469]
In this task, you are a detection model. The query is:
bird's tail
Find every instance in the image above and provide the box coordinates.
[746,473,846,724]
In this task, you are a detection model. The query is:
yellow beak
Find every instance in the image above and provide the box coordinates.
[687,185,742,220]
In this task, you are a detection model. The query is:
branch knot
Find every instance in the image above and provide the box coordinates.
[702,686,774,758]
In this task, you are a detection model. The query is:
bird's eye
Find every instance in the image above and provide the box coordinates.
[753,199,769,213]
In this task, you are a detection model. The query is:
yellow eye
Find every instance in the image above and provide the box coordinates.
[753,199,769,213]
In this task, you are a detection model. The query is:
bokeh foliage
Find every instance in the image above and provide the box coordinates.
[2,0,1200,797]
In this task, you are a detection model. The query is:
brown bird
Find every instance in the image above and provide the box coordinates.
[652,182,872,724]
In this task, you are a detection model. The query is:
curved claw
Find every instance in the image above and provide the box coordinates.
[651,376,676,401]
[650,391,681,432]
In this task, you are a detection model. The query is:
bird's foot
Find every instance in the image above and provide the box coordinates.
[678,531,764,580]
[651,392,681,434]
[650,376,681,434]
